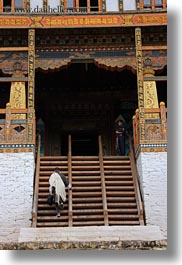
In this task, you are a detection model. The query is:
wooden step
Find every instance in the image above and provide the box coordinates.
[72,203,103,209]
[103,160,130,165]
[72,156,99,160]
[108,221,140,226]
[74,220,104,226]
[72,161,99,166]
[71,191,102,197]
[71,165,100,170]
[104,165,131,170]
[40,156,67,162]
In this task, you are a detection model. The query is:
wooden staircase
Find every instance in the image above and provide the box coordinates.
[32,136,144,227]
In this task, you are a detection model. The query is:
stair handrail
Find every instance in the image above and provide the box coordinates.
[98,135,109,226]
[68,134,73,227]
[32,133,41,227]
[128,135,144,225]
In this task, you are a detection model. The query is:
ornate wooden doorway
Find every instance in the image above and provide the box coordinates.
[35,62,138,156]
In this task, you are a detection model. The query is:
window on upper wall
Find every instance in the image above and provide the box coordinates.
[47,0,60,9]
[68,0,75,8]
[15,0,23,8]
[3,0,24,12]
[90,0,99,11]
[143,0,151,7]
[123,0,136,11]
[155,0,162,7]
[3,0,11,12]
[30,0,43,11]
[78,0,99,11]
[106,0,119,12]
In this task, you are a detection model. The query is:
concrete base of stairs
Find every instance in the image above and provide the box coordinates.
[0,226,167,250]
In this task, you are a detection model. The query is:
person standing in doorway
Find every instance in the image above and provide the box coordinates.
[48,168,71,217]
[115,119,127,156]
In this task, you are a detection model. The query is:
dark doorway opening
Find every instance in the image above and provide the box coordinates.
[61,130,99,156]
[35,62,139,156]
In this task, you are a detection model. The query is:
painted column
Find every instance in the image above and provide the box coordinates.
[135,27,145,141]
[27,29,35,144]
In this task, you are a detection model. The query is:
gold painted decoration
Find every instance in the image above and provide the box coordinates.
[143,64,159,119]
[9,63,26,120]
[144,81,159,119]
[41,15,122,27]
[9,81,26,120]
[0,13,167,29]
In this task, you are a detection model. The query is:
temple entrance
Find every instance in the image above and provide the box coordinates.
[61,130,99,156]
[35,62,138,156]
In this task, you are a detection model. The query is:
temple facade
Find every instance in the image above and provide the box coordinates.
[0,0,167,249]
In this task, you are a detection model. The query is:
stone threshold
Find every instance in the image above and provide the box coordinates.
[0,226,167,250]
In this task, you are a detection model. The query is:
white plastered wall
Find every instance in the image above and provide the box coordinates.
[137,152,167,238]
[0,152,35,228]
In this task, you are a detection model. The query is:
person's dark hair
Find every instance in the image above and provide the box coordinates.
[54,167,60,172]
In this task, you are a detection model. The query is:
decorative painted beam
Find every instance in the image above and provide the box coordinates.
[0,47,29,51]
[0,77,28,82]
[143,76,167,81]
[0,13,167,28]
[135,27,145,141]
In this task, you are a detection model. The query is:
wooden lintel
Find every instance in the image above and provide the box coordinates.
[142,46,167,51]
[0,77,28,82]
[143,76,167,81]
[0,47,29,51]
[0,108,28,114]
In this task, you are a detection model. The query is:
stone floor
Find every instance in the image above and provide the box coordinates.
[0,226,167,250]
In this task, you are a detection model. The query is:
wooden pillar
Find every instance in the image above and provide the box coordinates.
[27,29,35,143]
[98,0,102,11]
[135,27,145,141]
[160,102,167,141]
[23,0,26,9]
[163,0,167,9]
[5,103,11,142]
[43,0,48,10]
[151,0,155,10]
[0,0,3,12]
[119,0,123,11]
[12,0,15,11]
[68,135,73,226]
[75,0,79,9]
[64,0,68,8]
[139,0,144,10]
[98,135,108,226]
[102,0,106,11]
[26,0,30,10]
[136,0,141,10]
[87,0,90,12]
